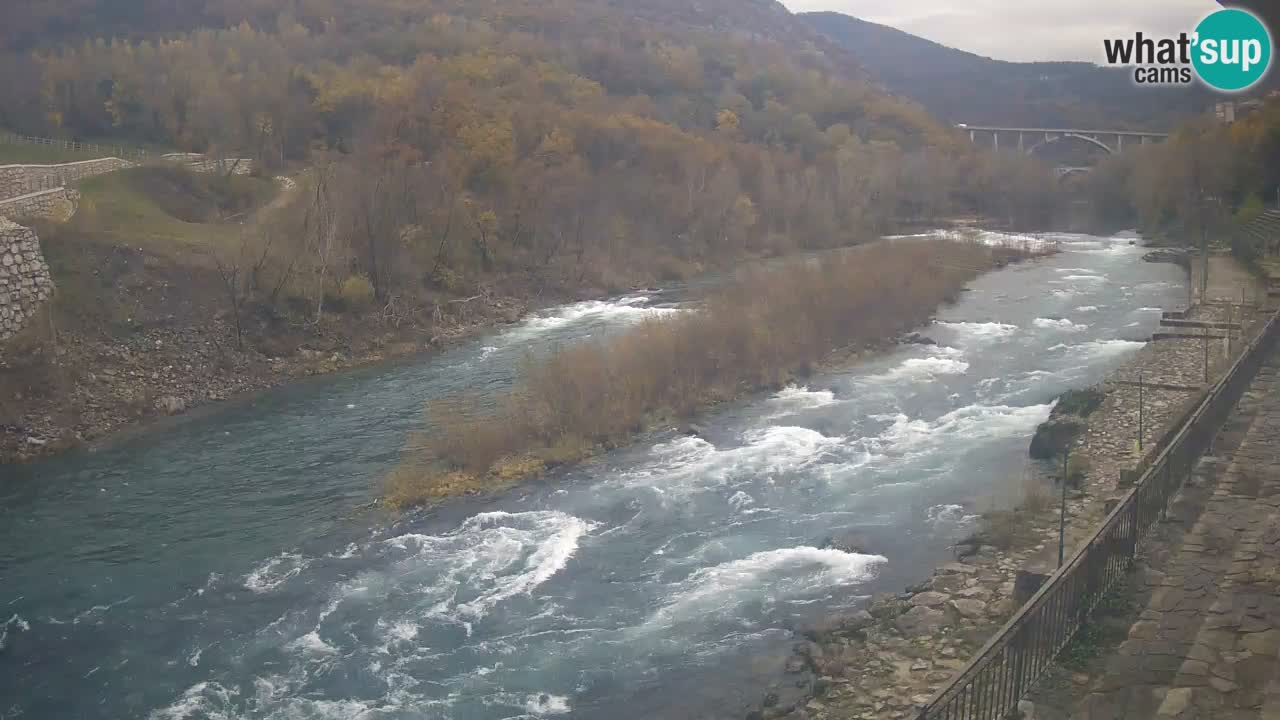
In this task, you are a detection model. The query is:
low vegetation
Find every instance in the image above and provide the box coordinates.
[386,237,1049,508]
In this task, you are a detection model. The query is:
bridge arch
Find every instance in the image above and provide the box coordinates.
[1026,133,1114,156]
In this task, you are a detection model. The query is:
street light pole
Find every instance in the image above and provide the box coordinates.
[1203,326,1211,384]
[1138,371,1145,454]
[1059,446,1069,569]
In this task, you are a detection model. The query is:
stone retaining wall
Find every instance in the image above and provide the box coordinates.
[161,153,255,175]
[0,187,80,222]
[0,157,134,200]
[0,217,54,341]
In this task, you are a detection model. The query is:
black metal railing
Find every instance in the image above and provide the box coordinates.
[916,305,1280,720]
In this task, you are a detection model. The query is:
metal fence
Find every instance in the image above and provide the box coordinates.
[0,132,149,160]
[916,304,1280,720]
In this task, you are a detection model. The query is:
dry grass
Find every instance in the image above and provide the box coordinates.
[385,238,1051,508]
[1022,476,1057,514]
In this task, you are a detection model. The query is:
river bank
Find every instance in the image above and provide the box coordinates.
[763,260,1266,720]
[0,282,552,463]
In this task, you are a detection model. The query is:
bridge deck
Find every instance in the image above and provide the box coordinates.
[958,126,1170,137]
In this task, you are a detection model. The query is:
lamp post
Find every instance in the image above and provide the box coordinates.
[1138,371,1145,454]
[1059,445,1070,569]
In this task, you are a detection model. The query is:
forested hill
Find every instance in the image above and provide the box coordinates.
[801,11,1219,130]
[1,0,1058,315]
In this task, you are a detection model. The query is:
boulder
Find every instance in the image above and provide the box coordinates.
[899,332,938,346]
[800,609,874,640]
[895,606,948,636]
[1142,248,1190,268]
[909,591,950,608]
[823,530,872,555]
[1029,416,1084,459]
[949,598,988,619]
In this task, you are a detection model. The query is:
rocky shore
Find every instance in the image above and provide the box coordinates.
[0,291,540,463]
[755,300,1262,720]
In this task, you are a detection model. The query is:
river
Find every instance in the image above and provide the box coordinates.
[0,232,1185,720]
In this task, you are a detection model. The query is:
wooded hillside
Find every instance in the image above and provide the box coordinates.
[2,0,1057,307]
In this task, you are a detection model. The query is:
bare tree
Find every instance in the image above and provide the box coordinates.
[302,161,339,324]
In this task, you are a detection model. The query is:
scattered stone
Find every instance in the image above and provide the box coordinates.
[801,610,873,640]
[949,599,987,619]
[1158,687,1192,716]
[938,562,980,576]
[909,592,950,608]
[895,606,948,637]
[155,395,187,416]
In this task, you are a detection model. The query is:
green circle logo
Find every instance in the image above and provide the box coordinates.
[1192,8,1272,92]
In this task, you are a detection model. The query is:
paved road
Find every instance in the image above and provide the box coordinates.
[1072,350,1280,720]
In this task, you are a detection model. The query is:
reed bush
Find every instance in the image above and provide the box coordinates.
[386,238,1050,508]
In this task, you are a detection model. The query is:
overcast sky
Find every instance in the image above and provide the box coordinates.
[779,0,1224,63]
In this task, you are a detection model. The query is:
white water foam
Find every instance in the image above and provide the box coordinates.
[287,630,339,657]
[148,682,240,720]
[1080,339,1146,358]
[1075,305,1099,313]
[769,385,837,410]
[1033,317,1090,332]
[525,693,573,715]
[874,356,970,381]
[927,504,979,528]
[0,614,30,651]
[627,426,841,496]
[935,321,1018,343]
[870,403,1054,459]
[384,511,595,623]
[647,547,885,627]
[514,297,682,337]
[244,552,312,594]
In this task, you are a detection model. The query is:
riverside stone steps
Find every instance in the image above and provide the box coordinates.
[1072,359,1280,720]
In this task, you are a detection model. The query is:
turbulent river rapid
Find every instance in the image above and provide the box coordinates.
[0,232,1185,720]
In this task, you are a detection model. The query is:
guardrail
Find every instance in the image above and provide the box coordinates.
[916,305,1280,720]
[1,132,151,160]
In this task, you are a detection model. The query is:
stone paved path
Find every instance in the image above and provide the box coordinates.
[1072,353,1280,720]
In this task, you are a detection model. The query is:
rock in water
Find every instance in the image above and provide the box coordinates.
[1029,416,1083,459]
[822,529,871,555]
[899,332,938,346]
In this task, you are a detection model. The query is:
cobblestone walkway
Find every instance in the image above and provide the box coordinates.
[1073,353,1280,720]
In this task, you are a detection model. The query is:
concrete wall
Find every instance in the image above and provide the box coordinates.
[0,157,134,201]
[0,187,80,222]
[0,217,54,341]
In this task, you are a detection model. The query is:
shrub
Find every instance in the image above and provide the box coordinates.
[1066,454,1092,488]
[339,274,375,311]
[1022,477,1055,514]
